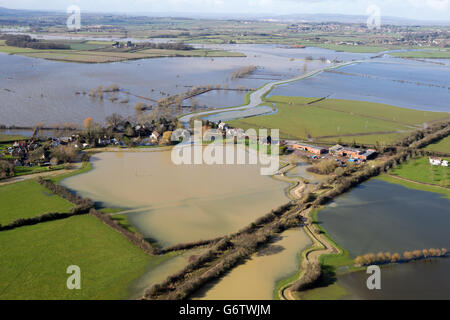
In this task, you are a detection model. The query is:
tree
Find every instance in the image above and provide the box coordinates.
[0,160,14,179]
[105,113,124,130]
[50,145,78,164]
[84,117,93,129]
[134,102,147,114]
[28,147,46,163]
[160,131,173,145]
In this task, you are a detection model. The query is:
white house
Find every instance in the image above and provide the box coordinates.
[150,131,160,141]
[218,122,229,131]
[429,157,442,166]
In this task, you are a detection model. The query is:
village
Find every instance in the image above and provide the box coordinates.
[0,119,177,179]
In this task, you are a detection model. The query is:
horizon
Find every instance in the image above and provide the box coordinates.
[0,0,449,22]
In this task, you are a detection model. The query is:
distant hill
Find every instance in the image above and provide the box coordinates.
[264,13,450,26]
[0,6,449,26]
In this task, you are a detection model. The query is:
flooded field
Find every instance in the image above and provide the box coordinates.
[317,178,450,299]
[269,59,450,112]
[338,258,450,300]
[0,44,337,127]
[62,148,289,246]
[193,228,311,300]
[127,248,206,300]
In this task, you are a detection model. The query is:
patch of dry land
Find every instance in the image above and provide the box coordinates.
[0,40,244,63]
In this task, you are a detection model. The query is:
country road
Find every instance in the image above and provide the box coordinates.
[179,60,362,129]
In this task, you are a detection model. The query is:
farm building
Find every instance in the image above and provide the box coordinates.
[329,145,377,161]
[292,143,328,155]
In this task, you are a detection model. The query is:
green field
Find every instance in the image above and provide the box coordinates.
[0,172,176,299]
[13,165,66,177]
[389,157,450,188]
[0,180,74,226]
[425,136,450,154]
[0,134,26,143]
[313,43,388,53]
[0,215,162,299]
[228,96,449,145]
[389,50,450,59]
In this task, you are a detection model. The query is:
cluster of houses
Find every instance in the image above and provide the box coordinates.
[429,157,449,167]
[4,140,43,166]
[214,122,275,144]
[287,142,377,162]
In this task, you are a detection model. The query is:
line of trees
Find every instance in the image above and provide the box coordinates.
[138,42,194,51]
[2,34,70,50]
[396,121,450,148]
[291,262,322,292]
[37,177,93,208]
[0,208,92,232]
[354,248,448,266]
[89,209,156,255]
[231,65,257,79]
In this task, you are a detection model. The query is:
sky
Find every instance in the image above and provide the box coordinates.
[0,0,449,21]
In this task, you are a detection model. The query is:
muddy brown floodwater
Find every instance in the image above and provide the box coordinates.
[192,229,311,300]
[62,148,289,246]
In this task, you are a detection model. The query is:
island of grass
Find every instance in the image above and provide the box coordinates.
[0,39,245,63]
[0,167,175,299]
[227,95,450,146]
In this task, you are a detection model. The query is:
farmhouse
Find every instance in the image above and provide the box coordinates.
[292,143,327,155]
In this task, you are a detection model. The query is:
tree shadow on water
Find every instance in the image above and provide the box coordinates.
[309,265,337,290]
